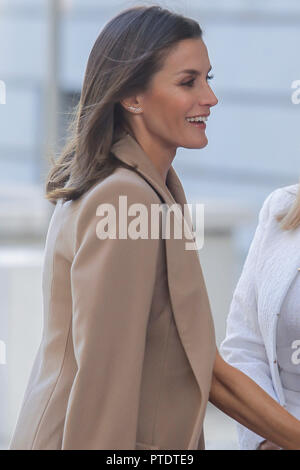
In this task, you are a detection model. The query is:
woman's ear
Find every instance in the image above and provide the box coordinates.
[119,97,143,114]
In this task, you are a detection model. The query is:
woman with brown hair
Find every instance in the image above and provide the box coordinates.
[9,5,300,450]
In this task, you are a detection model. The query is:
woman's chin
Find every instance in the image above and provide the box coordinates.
[184,137,208,149]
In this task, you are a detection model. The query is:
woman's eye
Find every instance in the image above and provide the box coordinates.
[182,79,195,87]
[182,74,214,87]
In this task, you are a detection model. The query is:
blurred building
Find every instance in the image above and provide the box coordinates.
[0,0,299,450]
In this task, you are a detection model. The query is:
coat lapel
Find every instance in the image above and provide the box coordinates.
[111,130,216,448]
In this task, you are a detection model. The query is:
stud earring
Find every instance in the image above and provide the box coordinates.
[128,106,142,113]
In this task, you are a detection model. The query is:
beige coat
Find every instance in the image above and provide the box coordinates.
[9,130,216,450]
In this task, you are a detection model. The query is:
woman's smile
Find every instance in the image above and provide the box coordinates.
[185,114,208,129]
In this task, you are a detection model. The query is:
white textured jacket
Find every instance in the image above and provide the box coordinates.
[220,183,300,450]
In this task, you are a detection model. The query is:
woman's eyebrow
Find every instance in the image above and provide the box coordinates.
[175,65,212,75]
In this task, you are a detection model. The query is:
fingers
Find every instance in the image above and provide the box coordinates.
[258,440,281,450]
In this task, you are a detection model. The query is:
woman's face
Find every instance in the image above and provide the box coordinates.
[137,38,218,152]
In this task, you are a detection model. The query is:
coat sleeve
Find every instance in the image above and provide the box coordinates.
[61,178,162,449]
[220,189,281,450]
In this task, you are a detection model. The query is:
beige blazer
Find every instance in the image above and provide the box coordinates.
[9,130,216,450]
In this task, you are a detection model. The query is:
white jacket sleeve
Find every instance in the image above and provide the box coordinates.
[220,189,280,450]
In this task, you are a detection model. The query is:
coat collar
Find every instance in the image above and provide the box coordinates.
[111,128,216,449]
[111,128,187,211]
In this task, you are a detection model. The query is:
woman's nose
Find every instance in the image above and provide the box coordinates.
[198,85,218,108]
[208,87,218,107]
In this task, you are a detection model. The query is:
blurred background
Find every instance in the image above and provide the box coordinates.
[0,0,299,450]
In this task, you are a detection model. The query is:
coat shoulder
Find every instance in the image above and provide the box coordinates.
[67,167,164,243]
[263,183,298,218]
[85,167,162,206]
[274,183,299,198]
[67,167,162,220]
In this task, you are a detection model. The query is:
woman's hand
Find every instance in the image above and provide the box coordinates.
[258,439,281,450]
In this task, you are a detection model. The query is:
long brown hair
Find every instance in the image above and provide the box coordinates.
[45,4,202,205]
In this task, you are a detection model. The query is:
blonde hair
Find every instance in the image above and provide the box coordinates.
[276,182,300,230]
